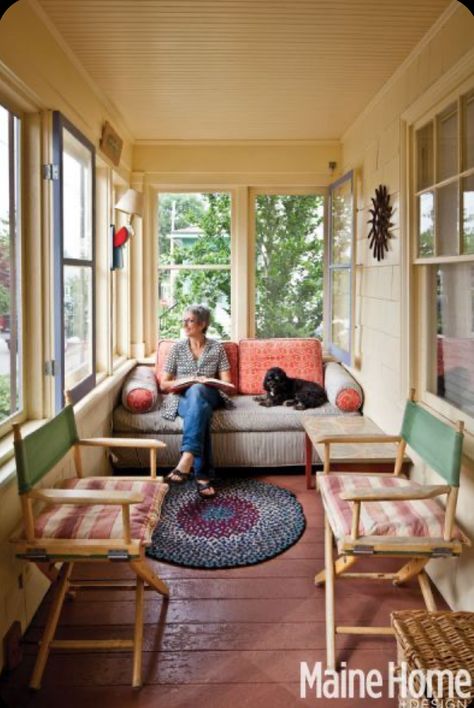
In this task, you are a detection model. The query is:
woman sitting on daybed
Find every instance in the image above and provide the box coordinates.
[160,304,233,499]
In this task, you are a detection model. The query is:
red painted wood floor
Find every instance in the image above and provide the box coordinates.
[0,474,447,708]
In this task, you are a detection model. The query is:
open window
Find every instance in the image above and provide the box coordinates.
[327,171,354,364]
[52,112,95,410]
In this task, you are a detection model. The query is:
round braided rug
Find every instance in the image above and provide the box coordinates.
[147,478,306,569]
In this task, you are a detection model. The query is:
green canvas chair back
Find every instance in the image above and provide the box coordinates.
[14,405,79,494]
[401,400,463,486]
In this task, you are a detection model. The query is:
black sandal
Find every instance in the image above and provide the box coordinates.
[196,481,216,499]
[165,468,191,484]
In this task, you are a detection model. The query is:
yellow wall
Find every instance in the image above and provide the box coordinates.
[341,3,474,610]
[0,0,133,175]
[133,141,341,187]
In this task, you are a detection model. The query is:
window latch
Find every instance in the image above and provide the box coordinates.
[44,360,55,376]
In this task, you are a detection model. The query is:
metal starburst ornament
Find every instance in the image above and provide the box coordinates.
[367,185,394,261]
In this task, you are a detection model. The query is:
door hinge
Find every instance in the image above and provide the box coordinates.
[23,548,50,562]
[107,550,130,562]
[432,547,455,558]
[44,360,55,376]
[42,163,59,181]
[352,545,375,555]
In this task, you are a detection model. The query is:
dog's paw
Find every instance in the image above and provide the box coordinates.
[259,399,272,407]
[294,402,306,410]
[283,399,296,407]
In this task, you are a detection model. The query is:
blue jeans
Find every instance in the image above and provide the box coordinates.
[177,384,221,481]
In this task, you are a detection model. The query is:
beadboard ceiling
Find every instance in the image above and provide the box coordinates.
[34,0,454,141]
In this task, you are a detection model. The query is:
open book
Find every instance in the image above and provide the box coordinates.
[168,377,236,394]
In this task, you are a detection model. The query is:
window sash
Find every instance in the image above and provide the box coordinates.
[0,103,23,431]
[52,112,96,410]
[327,171,354,364]
[157,191,232,340]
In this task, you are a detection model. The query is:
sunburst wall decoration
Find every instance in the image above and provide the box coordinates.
[367,185,394,261]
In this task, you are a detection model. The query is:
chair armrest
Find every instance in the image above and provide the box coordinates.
[315,434,402,445]
[340,484,451,502]
[78,437,166,449]
[29,489,144,505]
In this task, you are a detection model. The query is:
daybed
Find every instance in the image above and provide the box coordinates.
[112,338,363,469]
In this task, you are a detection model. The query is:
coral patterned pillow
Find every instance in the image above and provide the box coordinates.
[122,366,159,413]
[324,361,363,412]
[155,340,239,390]
[238,338,324,395]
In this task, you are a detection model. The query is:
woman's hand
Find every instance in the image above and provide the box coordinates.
[160,371,179,392]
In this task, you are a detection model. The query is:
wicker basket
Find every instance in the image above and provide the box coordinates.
[391,610,474,708]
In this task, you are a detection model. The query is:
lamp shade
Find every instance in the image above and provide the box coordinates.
[115,188,144,217]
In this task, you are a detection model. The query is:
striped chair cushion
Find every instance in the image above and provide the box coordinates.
[319,474,465,542]
[34,478,168,544]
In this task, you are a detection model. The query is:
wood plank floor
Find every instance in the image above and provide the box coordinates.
[0,473,448,708]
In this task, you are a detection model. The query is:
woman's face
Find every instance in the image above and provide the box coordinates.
[182,311,206,337]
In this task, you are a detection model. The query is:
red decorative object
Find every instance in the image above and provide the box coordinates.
[113,225,130,247]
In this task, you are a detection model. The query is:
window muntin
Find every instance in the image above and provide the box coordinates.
[328,172,354,364]
[253,193,324,339]
[53,112,95,409]
[0,103,22,426]
[157,192,231,339]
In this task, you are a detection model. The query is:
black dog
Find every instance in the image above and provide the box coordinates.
[254,366,327,410]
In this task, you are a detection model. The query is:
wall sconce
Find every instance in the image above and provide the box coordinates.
[111,188,144,270]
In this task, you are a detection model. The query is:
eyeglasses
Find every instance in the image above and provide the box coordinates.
[182,318,197,325]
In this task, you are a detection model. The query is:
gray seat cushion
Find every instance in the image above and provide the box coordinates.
[113,394,346,435]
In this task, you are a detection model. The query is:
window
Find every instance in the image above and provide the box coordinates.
[413,87,474,420]
[52,112,95,409]
[157,192,231,339]
[0,103,22,427]
[253,192,324,338]
[327,172,354,364]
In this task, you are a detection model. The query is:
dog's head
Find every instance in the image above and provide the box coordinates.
[263,367,288,393]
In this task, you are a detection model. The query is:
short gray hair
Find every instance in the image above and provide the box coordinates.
[185,304,211,333]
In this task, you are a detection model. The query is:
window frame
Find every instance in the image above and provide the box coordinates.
[409,77,474,437]
[248,186,327,340]
[326,171,355,365]
[0,100,23,436]
[52,111,96,411]
[156,188,233,341]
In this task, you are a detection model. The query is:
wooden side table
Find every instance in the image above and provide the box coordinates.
[303,415,411,489]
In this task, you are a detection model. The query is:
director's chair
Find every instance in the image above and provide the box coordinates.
[11,404,169,689]
[315,390,470,670]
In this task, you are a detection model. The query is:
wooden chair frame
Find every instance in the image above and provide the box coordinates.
[314,390,468,670]
[12,410,169,690]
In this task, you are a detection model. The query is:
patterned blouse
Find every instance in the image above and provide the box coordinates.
[161,338,232,420]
